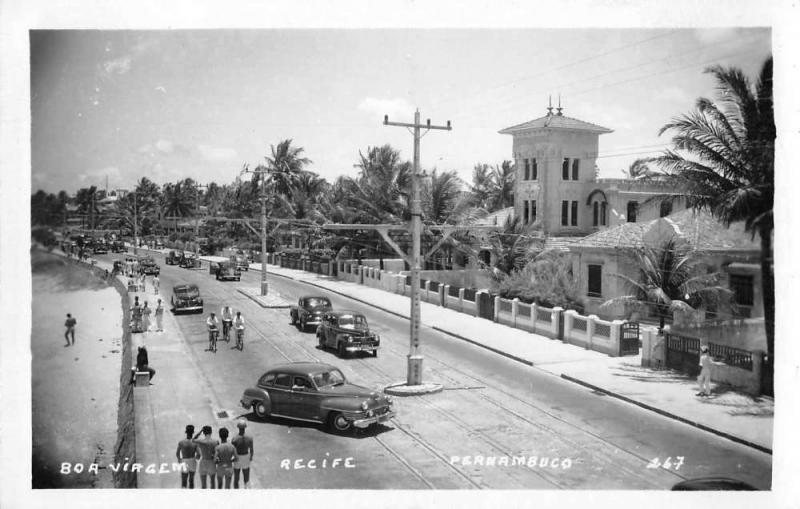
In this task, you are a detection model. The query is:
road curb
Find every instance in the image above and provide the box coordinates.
[559,374,772,455]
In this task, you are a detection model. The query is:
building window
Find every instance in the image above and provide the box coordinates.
[524,159,530,180]
[561,200,569,226]
[572,159,580,180]
[571,201,578,226]
[627,201,638,223]
[729,274,754,306]
[588,264,602,297]
[562,158,570,180]
[600,202,607,225]
[531,158,538,180]
[523,201,529,224]
[659,200,673,217]
[593,202,599,226]
[531,200,536,223]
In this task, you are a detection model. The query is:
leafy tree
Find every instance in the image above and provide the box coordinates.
[650,56,774,378]
[339,144,412,223]
[265,139,311,196]
[497,250,583,312]
[601,237,731,329]
[481,215,539,281]
[421,169,467,224]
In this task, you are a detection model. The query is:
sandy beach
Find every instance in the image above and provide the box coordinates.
[31,251,124,488]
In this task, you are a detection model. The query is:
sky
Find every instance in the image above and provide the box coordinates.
[30,27,773,194]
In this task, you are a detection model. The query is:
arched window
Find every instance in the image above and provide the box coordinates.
[593,202,599,226]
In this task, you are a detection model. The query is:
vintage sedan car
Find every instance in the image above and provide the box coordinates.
[139,256,160,276]
[232,253,250,271]
[111,240,127,253]
[179,253,202,269]
[316,311,380,358]
[215,261,241,281]
[240,362,395,432]
[165,250,179,265]
[171,284,204,313]
[92,241,108,254]
[290,296,333,332]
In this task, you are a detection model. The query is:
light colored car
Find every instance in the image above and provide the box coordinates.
[240,362,395,433]
[316,311,380,358]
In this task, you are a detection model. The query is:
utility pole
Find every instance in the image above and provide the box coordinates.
[133,192,138,256]
[195,183,209,259]
[384,109,451,386]
[241,165,275,296]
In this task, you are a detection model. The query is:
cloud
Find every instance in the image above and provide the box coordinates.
[76,166,123,187]
[197,144,238,162]
[103,56,132,75]
[138,139,180,156]
[358,97,415,119]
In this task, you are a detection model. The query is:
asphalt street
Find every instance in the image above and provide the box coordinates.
[113,251,772,489]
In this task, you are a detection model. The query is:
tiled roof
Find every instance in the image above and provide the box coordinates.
[499,114,613,135]
[543,236,582,252]
[474,207,515,226]
[571,209,760,252]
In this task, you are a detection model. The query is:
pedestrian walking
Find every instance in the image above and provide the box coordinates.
[138,273,146,292]
[696,345,724,397]
[131,300,143,333]
[176,425,199,489]
[214,428,237,489]
[141,301,152,332]
[155,299,165,332]
[64,313,76,346]
[153,274,160,295]
[193,426,219,489]
[232,419,254,489]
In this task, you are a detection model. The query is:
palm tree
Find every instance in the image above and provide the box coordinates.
[481,215,538,281]
[74,186,100,228]
[601,237,731,330]
[265,139,311,196]
[624,158,655,179]
[340,144,412,223]
[650,57,774,379]
[470,163,493,209]
[277,171,329,221]
[161,180,194,218]
[486,160,515,211]
[421,169,467,224]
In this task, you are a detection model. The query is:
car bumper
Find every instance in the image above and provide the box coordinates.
[345,344,379,352]
[175,304,203,312]
[218,275,240,281]
[353,409,396,428]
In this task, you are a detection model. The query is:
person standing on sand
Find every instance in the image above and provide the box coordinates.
[153,274,160,295]
[64,313,76,346]
[142,301,152,332]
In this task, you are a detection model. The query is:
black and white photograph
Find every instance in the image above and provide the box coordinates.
[2,0,798,507]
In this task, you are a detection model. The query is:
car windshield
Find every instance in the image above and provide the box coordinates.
[305,298,331,309]
[312,369,346,388]
[175,286,199,298]
[338,314,368,329]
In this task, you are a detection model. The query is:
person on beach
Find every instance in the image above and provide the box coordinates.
[193,426,219,489]
[153,274,160,295]
[141,301,152,332]
[64,313,76,346]
[135,345,155,382]
[154,298,165,332]
[232,419,254,489]
[214,427,237,489]
[176,425,199,489]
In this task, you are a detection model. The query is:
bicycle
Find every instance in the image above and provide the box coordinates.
[222,319,233,343]
[208,327,219,353]
[235,326,244,351]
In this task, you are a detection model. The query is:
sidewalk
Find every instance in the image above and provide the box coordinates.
[253,261,773,454]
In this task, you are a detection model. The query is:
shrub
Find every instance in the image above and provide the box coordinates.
[495,250,584,313]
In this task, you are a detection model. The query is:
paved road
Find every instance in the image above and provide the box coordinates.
[117,252,772,489]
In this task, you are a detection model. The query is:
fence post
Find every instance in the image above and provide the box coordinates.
[611,320,624,357]
[512,298,519,328]
[563,309,576,344]
[442,285,450,308]
[358,265,364,285]
[493,296,501,322]
[752,349,764,395]
[551,307,564,339]
[587,315,597,351]
[423,280,430,302]
[458,288,465,314]
[438,283,445,307]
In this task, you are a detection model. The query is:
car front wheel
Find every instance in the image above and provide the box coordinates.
[337,342,348,358]
[328,412,352,433]
[317,333,325,349]
[253,401,269,420]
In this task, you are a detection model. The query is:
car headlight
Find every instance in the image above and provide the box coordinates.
[345,335,353,343]
[367,409,374,417]
[361,401,369,411]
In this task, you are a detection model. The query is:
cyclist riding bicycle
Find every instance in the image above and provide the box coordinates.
[206,312,220,352]
[221,305,234,342]
[233,311,245,350]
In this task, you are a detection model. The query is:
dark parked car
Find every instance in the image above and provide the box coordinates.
[290,296,333,332]
[179,253,201,269]
[215,261,241,281]
[165,250,179,265]
[111,240,127,253]
[139,256,160,276]
[92,241,108,254]
[232,253,250,271]
[316,311,380,358]
[171,284,203,313]
[240,362,395,433]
